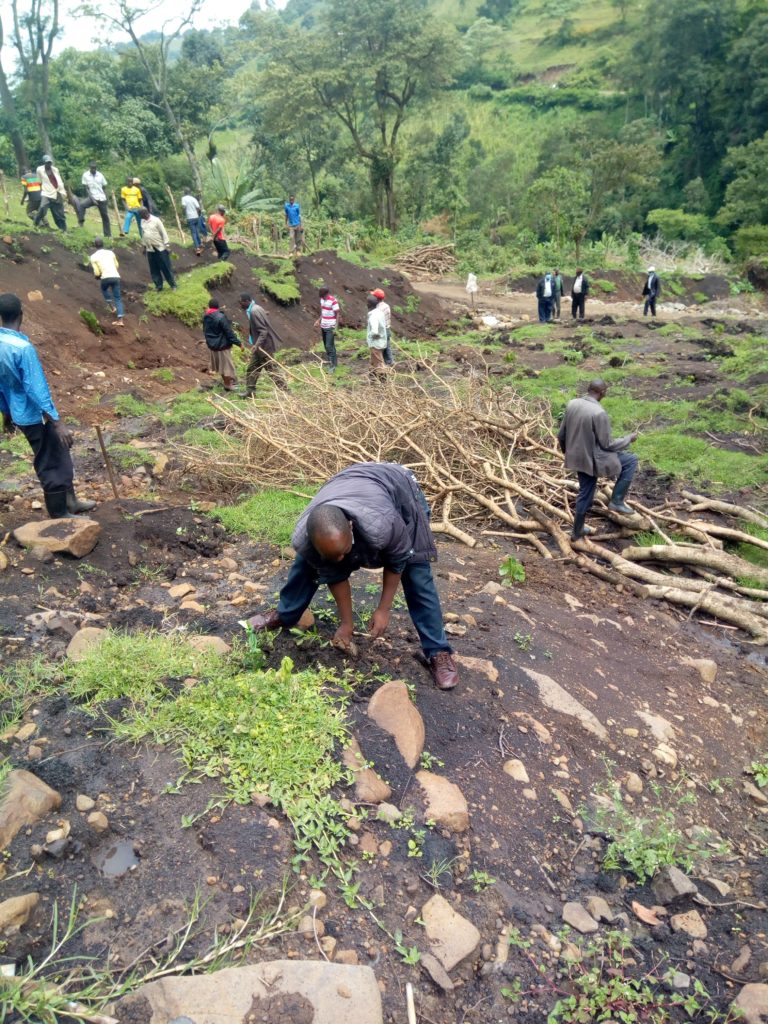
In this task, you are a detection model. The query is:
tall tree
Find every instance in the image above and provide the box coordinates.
[251,0,458,229]
[0,13,30,172]
[11,0,59,156]
[78,0,206,192]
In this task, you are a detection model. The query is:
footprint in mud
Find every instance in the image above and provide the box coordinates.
[92,837,140,877]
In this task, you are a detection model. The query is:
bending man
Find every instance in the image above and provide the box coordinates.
[246,462,459,690]
[0,293,95,518]
[558,379,639,540]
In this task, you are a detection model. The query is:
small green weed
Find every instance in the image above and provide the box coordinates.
[109,444,152,472]
[404,293,421,314]
[467,868,495,893]
[152,368,175,383]
[499,555,525,584]
[393,930,421,965]
[692,291,709,304]
[419,750,445,770]
[748,758,768,788]
[79,308,103,335]
[212,489,313,546]
[113,394,152,418]
[514,631,533,652]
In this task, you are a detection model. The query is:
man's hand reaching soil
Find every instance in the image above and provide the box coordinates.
[369,607,390,638]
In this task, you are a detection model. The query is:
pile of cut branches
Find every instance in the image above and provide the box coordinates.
[178,368,768,643]
[395,243,457,276]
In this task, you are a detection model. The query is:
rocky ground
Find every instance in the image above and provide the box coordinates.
[1,257,767,1023]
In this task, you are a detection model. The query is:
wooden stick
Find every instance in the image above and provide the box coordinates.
[165,185,185,245]
[406,982,417,1024]
[110,189,122,234]
[0,171,9,216]
[95,425,121,500]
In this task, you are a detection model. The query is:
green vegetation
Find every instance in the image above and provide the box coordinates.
[499,555,526,584]
[113,394,153,418]
[161,390,216,427]
[144,263,235,328]
[511,324,553,342]
[748,758,768,788]
[181,427,230,450]
[108,444,153,472]
[593,279,616,294]
[633,431,768,491]
[79,308,103,335]
[152,368,175,384]
[252,262,301,304]
[212,489,313,546]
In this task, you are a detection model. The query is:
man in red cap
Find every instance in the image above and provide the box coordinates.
[371,288,393,366]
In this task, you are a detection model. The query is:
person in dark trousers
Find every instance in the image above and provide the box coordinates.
[643,266,661,317]
[245,462,460,690]
[557,379,639,540]
[571,268,589,320]
[134,178,158,216]
[536,272,555,322]
[284,194,302,252]
[552,268,564,320]
[78,162,112,237]
[208,206,230,261]
[90,238,124,326]
[314,286,340,372]
[371,288,394,366]
[203,298,240,391]
[139,208,177,291]
[0,293,95,519]
[20,168,45,222]
[239,292,287,393]
[34,155,67,231]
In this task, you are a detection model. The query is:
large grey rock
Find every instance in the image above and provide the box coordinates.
[732,984,768,1024]
[521,667,607,740]
[112,960,382,1024]
[422,893,480,971]
[367,680,424,768]
[651,866,698,905]
[0,769,61,850]
[13,517,101,558]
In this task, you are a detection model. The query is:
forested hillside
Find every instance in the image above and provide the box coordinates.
[1,0,767,273]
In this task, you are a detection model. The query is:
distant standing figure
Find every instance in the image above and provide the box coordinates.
[134,178,157,216]
[284,194,302,252]
[315,286,340,372]
[239,292,287,394]
[536,272,555,323]
[90,238,124,326]
[20,168,44,221]
[78,163,111,237]
[366,294,389,373]
[571,268,589,320]
[181,191,204,254]
[552,269,564,320]
[34,155,67,231]
[121,178,143,236]
[0,292,95,518]
[642,266,661,317]
[203,298,240,391]
[557,378,639,540]
[139,208,177,291]
[208,206,230,261]
[371,288,394,366]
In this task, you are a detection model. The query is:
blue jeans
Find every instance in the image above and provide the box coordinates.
[100,278,124,318]
[276,553,451,658]
[575,451,638,516]
[198,215,209,238]
[538,297,553,322]
[123,209,142,236]
[188,218,202,249]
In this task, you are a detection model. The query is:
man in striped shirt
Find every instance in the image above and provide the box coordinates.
[315,286,340,373]
[371,288,394,366]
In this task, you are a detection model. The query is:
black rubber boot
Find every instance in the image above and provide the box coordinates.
[44,488,73,519]
[570,512,587,540]
[66,488,97,514]
[608,478,634,515]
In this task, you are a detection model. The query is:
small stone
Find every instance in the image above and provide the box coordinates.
[152,453,169,478]
[444,622,467,636]
[522,788,537,801]
[732,946,752,975]
[309,889,327,910]
[87,811,109,832]
[342,737,392,804]
[296,608,315,630]
[625,772,643,795]
[743,780,768,806]
[378,840,392,857]
[376,802,402,824]
[187,635,231,656]
[758,963,768,981]
[653,743,678,769]
[732,984,768,1024]
[563,902,599,934]
[503,759,529,783]
[321,935,337,957]
[421,893,480,971]
[66,627,107,663]
[454,655,498,682]
[416,771,469,832]
[0,550,8,571]
[334,949,359,965]
[670,910,707,939]
[29,545,53,563]
[420,951,454,991]
[652,866,698,905]
[705,877,731,897]
[480,581,503,595]
[551,789,574,814]
[169,582,196,600]
[180,600,206,614]
[669,971,691,991]
[585,896,613,923]
[0,770,61,849]
[15,722,37,742]
[0,892,39,934]
[692,940,709,956]
[682,657,717,685]
[623,727,640,737]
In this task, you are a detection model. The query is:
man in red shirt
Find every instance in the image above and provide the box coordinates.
[209,205,230,261]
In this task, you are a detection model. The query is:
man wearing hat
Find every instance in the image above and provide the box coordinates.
[371,288,394,366]
[34,155,67,231]
[642,267,661,317]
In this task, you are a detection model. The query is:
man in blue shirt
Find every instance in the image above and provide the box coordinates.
[0,293,95,519]
[284,194,303,253]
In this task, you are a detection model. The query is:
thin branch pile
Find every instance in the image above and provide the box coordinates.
[178,368,768,643]
[394,243,457,276]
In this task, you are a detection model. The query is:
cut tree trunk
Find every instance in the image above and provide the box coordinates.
[623,543,768,587]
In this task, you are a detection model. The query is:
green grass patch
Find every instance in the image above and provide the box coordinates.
[212,489,314,546]
[511,324,553,342]
[664,278,685,297]
[181,427,230,450]
[113,394,152,418]
[79,308,103,335]
[109,444,153,472]
[0,434,29,457]
[161,390,215,427]
[145,262,235,328]
[252,261,300,304]
[0,459,29,481]
[152,368,175,384]
[633,431,768,491]
[729,523,768,570]
[593,279,617,294]
[692,292,709,304]
[720,337,768,382]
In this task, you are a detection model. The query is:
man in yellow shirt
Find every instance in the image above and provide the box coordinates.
[120,177,143,236]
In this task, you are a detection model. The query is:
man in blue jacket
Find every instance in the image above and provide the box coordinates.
[246,462,459,690]
[0,293,95,518]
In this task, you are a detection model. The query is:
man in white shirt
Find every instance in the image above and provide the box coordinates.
[34,155,67,232]
[371,288,394,366]
[77,162,111,237]
[181,191,204,254]
[139,208,177,291]
[90,238,124,326]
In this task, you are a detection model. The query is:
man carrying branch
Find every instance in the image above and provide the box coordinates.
[245,462,460,690]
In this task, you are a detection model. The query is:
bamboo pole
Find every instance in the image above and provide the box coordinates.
[0,171,9,216]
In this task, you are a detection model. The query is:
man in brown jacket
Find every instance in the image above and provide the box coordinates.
[239,293,287,394]
[557,379,639,539]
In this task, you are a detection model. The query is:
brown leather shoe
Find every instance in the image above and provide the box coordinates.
[245,609,283,631]
[428,652,459,691]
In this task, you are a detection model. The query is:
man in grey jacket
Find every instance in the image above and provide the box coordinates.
[557,380,639,540]
[246,462,459,690]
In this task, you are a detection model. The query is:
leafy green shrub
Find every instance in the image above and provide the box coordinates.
[748,758,768,788]
[692,291,709,304]
[733,225,768,261]
[145,262,235,327]
[593,279,616,294]
[212,488,314,545]
[252,261,300,304]
[646,208,713,244]
[499,555,525,584]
